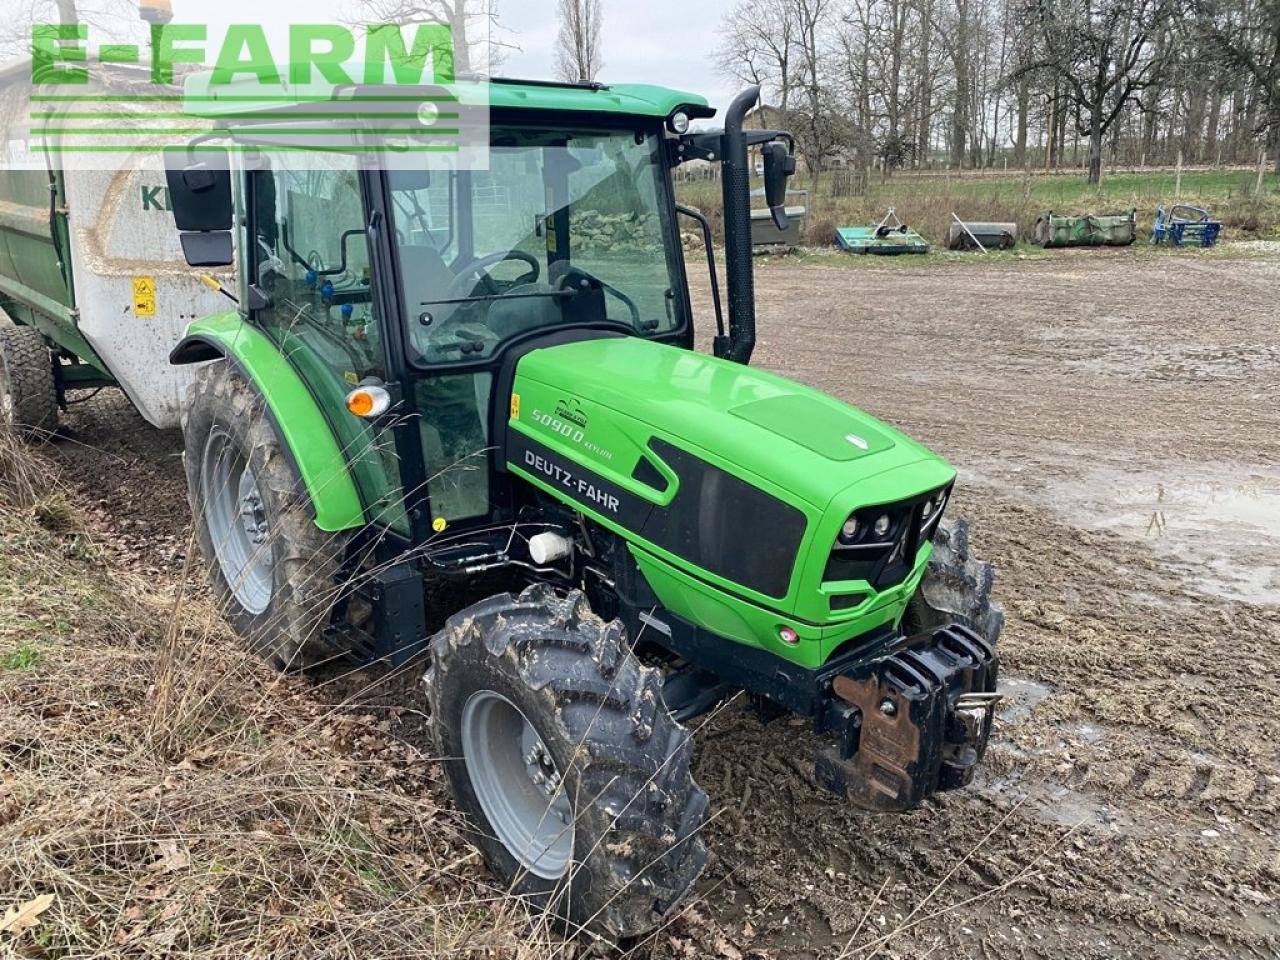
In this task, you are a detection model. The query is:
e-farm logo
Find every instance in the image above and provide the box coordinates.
[18,21,488,169]
[30,23,457,88]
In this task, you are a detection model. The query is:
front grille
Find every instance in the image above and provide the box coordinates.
[641,439,807,599]
[824,485,951,590]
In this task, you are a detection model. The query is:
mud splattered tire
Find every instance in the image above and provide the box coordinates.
[427,586,709,939]
[904,518,1005,647]
[0,319,58,437]
[183,360,350,670]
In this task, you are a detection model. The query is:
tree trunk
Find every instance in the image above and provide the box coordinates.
[888,0,903,152]
[949,0,969,169]
[915,0,934,166]
[1272,108,1280,174]
[1055,84,1067,168]
[55,0,78,21]
[1015,74,1029,166]
[1088,104,1104,184]
[1204,87,1224,163]
[1228,88,1245,163]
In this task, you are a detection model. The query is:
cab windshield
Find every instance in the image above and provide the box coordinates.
[388,125,685,366]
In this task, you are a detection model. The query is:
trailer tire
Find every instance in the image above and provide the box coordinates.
[903,518,1004,648]
[427,585,709,940]
[0,320,58,437]
[183,361,351,671]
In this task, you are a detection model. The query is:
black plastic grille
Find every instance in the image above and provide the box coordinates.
[643,439,807,599]
[823,485,952,590]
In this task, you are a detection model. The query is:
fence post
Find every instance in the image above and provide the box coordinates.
[1257,147,1267,198]
[1175,149,1183,200]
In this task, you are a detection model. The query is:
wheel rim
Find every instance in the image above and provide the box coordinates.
[461,690,574,880]
[0,347,14,426]
[201,426,274,615]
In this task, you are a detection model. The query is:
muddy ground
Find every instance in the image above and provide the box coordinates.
[45,249,1280,959]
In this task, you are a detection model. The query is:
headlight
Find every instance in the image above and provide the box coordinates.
[668,110,691,135]
[874,514,892,538]
[839,517,860,543]
[920,490,948,536]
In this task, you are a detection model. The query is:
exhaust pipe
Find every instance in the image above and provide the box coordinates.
[717,85,760,366]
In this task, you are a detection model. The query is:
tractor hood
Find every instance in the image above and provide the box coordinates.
[508,336,948,514]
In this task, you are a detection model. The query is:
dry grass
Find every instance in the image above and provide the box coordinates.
[0,428,555,958]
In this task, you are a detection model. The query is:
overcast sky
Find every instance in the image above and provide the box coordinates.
[496,2,739,113]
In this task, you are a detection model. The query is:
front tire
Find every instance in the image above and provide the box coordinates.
[0,317,58,437]
[183,361,350,670]
[427,586,709,939]
[904,518,1005,647]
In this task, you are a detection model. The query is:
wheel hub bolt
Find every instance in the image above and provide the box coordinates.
[880,698,898,717]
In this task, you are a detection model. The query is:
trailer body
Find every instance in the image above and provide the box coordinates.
[0,70,230,427]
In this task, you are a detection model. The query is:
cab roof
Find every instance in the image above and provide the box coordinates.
[487,78,713,118]
[181,71,714,121]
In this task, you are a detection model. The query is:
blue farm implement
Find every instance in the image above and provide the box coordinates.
[1151,205,1223,248]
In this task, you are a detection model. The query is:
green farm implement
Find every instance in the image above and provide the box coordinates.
[1034,209,1137,248]
[836,209,930,254]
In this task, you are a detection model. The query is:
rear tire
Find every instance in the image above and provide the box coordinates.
[427,585,709,939]
[904,518,1005,647]
[0,318,58,437]
[182,360,351,670]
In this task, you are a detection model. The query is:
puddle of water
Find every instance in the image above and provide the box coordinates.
[998,676,1055,724]
[979,769,1134,833]
[1061,722,1107,745]
[1043,465,1280,606]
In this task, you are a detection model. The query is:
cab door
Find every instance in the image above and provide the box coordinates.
[378,167,513,536]
[247,153,416,536]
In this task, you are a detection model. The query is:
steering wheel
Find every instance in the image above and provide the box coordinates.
[445,250,541,301]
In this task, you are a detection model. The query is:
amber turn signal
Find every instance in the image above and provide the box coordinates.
[345,385,391,419]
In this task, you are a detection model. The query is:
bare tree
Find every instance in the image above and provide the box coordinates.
[1194,0,1280,171]
[348,0,508,75]
[1020,0,1173,182]
[554,0,603,83]
[788,0,842,190]
[716,0,798,111]
[1,0,139,65]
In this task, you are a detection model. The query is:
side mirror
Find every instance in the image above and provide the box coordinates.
[763,141,796,231]
[164,147,235,268]
[180,232,234,267]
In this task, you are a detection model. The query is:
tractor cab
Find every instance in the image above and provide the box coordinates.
[169,78,775,544]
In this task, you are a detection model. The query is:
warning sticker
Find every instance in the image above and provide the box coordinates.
[132,277,157,317]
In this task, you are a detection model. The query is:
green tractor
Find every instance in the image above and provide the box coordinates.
[164,78,1004,938]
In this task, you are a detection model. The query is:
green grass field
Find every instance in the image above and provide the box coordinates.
[677,167,1280,249]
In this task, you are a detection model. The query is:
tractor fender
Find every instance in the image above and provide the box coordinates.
[170,312,366,533]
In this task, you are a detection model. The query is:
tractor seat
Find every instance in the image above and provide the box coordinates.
[400,244,459,317]
[485,282,563,341]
